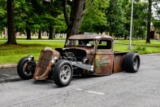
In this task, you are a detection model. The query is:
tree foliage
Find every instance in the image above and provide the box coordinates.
[0,0,7,31]
[62,0,87,40]
[0,0,160,43]
[106,0,127,37]
[105,0,149,39]
[152,1,160,33]
[133,0,148,39]
[80,0,108,34]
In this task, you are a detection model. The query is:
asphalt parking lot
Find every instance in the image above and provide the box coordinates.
[0,53,160,107]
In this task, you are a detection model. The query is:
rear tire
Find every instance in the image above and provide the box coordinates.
[53,60,73,87]
[124,53,140,73]
[17,57,36,80]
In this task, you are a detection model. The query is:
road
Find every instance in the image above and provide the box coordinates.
[0,54,160,107]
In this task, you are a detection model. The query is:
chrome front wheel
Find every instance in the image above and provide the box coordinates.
[60,65,72,84]
[53,60,73,87]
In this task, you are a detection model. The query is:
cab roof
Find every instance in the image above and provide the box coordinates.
[68,34,113,41]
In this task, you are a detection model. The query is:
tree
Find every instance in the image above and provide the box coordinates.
[0,0,7,32]
[133,0,148,39]
[6,0,17,44]
[121,0,131,39]
[62,0,94,42]
[146,0,152,43]
[42,0,63,39]
[30,0,64,39]
[14,0,36,40]
[152,1,160,33]
[152,19,160,33]
[153,1,160,19]
[80,0,108,34]
[106,0,126,37]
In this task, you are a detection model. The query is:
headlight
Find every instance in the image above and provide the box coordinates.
[51,57,58,64]
[28,55,34,61]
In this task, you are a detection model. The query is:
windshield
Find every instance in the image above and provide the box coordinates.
[66,39,95,47]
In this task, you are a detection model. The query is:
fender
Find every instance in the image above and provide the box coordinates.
[34,47,60,80]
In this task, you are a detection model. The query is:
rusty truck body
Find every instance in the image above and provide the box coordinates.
[17,34,140,87]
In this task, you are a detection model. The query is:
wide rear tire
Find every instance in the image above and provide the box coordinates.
[17,57,36,80]
[124,53,140,73]
[53,60,73,87]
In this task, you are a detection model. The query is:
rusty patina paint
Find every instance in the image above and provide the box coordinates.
[34,34,131,78]
[69,34,113,41]
[66,35,115,75]
[34,47,59,80]
[113,52,126,73]
[93,50,114,75]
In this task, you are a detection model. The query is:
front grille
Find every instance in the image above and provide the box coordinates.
[36,50,52,76]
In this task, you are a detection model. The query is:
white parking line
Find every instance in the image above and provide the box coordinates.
[75,88,105,96]
[86,90,105,95]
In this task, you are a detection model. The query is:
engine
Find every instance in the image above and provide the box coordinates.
[56,48,87,62]
[63,51,77,61]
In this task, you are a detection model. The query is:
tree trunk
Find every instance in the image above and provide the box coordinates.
[109,21,112,36]
[146,0,152,43]
[38,30,41,39]
[63,0,85,43]
[53,28,56,39]
[124,35,127,40]
[26,26,31,40]
[48,26,53,39]
[6,0,17,44]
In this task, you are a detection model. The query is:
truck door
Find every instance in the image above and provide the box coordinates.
[93,40,114,75]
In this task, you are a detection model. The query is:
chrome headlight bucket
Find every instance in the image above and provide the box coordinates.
[51,57,58,64]
[28,55,34,61]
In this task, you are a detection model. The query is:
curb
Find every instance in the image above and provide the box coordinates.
[0,76,20,83]
[0,64,17,69]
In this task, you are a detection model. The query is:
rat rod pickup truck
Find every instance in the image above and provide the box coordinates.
[17,34,140,87]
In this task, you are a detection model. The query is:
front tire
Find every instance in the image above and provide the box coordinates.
[17,57,36,80]
[124,53,140,73]
[53,60,73,87]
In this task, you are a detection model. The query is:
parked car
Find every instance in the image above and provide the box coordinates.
[17,34,140,87]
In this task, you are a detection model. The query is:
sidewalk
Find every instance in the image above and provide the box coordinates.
[0,64,20,83]
[0,64,17,69]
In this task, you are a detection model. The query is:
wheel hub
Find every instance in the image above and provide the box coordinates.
[60,65,71,83]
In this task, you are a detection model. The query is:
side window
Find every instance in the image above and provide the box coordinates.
[98,40,111,49]
[79,40,89,45]
[78,40,95,47]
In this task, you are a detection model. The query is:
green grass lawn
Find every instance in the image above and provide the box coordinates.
[0,40,64,64]
[0,38,160,64]
[114,39,160,54]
